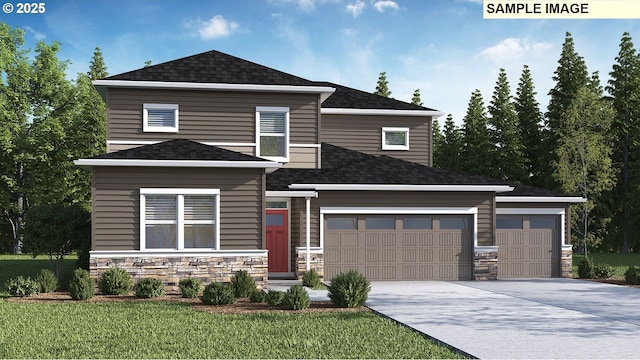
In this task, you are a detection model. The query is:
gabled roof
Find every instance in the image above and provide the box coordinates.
[315,82,437,111]
[74,139,280,169]
[103,50,316,86]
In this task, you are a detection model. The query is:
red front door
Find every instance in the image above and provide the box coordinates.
[266,210,288,272]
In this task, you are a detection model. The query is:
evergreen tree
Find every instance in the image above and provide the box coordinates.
[88,47,108,80]
[374,71,391,97]
[606,32,640,253]
[462,90,493,177]
[514,65,544,186]
[438,114,463,170]
[411,89,423,106]
[488,69,527,182]
[545,32,590,190]
[555,85,615,257]
[431,117,444,167]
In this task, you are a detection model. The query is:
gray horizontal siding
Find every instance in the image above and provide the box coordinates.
[107,88,318,144]
[290,191,494,248]
[92,167,264,251]
[320,114,432,166]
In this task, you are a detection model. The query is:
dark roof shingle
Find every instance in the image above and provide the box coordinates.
[316,82,436,111]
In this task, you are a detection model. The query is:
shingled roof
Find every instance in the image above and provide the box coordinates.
[104,50,316,86]
[315,82,437,111]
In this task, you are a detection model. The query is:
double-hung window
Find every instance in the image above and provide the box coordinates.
[143,103,179,132]
[382,127,410,150]
[256,106,289,162]
[140,189,220,251]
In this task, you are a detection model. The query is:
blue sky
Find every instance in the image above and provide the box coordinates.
[3,0,640,123]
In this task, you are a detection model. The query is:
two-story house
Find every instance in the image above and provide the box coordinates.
[75,50,584,290]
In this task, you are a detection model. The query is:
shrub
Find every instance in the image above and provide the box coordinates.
[327,270,371,308]
[68,269,95,300]
[593,264,615,279]
[249,289,267,303]
[265,289,285,306]
[624,266,640,285]
[5,276,40,297]
[98,268,133,295]
[577,257,593,279]
[35,269,58,293]
[179,277,202,298]
[135,278,165,298]
[302,269,321,288]
[283,285,310,310]
[201,282,236,305]
[230,270,256,298]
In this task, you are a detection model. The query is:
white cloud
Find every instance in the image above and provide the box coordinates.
[346,0,365,17]
[373,0,399,12]
[480,37,552,62]
[24,26,46,41]
[196,15,238,40]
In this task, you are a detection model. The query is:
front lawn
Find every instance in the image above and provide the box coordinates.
[0,254,77,297]
[0,301,464,359]
[572,252,640,278]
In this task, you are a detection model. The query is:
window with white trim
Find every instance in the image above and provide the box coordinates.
[382,127,409,150]
[140,189,219,250]
[256,106,289,161]
[143,104,179,132]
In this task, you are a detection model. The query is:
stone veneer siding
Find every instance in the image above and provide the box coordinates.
[295,249,324,280]
[561,246,573,278]
[474,248,499,280]
[90,254,268,293]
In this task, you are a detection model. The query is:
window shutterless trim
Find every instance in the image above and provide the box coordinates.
[143,103,179,133]
[256,106,290,162]
[382,127,410,150]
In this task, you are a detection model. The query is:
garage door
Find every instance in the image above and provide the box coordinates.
[324,215,473,280]
[496,215,560,278]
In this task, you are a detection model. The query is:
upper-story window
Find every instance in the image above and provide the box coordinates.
[143,103,179,132]
[382,127,410,150]
[256,106,289,162]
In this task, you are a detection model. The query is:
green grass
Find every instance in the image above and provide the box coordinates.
[0,301,465,359]
[0,254,77,297]
[572,252,640,277]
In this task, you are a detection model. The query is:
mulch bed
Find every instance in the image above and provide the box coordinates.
[6,292,370,314]
[587,277,640,288]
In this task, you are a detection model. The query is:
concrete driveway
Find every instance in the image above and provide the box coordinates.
[366,279,640,359]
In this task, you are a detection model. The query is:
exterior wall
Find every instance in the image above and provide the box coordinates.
[91,253,268,293]
[92,166,264,251]
[320,114,432,166]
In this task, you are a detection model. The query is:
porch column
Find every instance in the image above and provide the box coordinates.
[305,196,311,271]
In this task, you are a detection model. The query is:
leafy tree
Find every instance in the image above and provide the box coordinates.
[411,89,423,106]
[514,65,544,186]
[488,69,527,182]
[431,117,444,167]
[22,203,91,277]
[554,85,615,257]
[545,32,590,190]
[374,71,391,97]
[462,90,493,177]
[436,114,463,170]
[605,32,640,253]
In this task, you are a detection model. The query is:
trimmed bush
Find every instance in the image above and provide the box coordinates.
[302,269,321,288]
[5,276,40,297]
[593,264,615,279]
[249,289,267,303]
[201,282,236,305]
[283,285,310,310]
[328,270,371,308]
[35,269,58,293]
[577,257,593,279]
[179,277,202,298]
[230,270,256,298]
[135,278,165,298]
[624,266,640,285]
[68,268,95,300]
[265,289,285,306]
[98,268,133,295]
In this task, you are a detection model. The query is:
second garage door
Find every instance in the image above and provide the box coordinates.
[324,215,473,281]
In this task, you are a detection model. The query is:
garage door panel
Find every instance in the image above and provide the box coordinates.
[364,233,395,247]
[401,232,434,247]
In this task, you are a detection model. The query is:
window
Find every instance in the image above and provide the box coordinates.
[143,104,179,132]
[529,216,557,230]
[327,217,358,230]
[439,216,469,230]
[257,106,289,161]
[496,216,524,229]
[403,217,433,230]
[365,217,396,230]
[382,127,409,150]
[140,189,219,250]
[266,201,288,209]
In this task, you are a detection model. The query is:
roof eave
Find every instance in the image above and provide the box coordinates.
[74,159,282,170]
[321,108,445,117]
[289,184,514,192]
[496,196,587,203]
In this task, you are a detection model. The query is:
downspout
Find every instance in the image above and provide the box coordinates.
[305,196,311,271]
